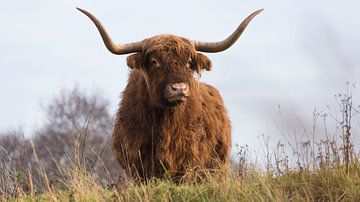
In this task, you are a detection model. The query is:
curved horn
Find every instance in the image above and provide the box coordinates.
[193,9,264,53]
[77,7,143,55]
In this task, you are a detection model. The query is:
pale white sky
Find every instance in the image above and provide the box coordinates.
[1,1,360,154]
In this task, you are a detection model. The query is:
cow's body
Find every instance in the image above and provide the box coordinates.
[112,69,231,181]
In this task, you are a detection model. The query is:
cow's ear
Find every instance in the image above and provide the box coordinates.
[195,53,212,72]
[126,53,143,69]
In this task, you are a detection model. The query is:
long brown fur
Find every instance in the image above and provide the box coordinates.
[112,35,231,182]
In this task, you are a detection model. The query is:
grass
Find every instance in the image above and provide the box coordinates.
[5,164,360,201]
[128,168,360,201]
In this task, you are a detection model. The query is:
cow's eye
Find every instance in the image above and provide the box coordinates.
[186,59,192,68]
[150,58,159,67]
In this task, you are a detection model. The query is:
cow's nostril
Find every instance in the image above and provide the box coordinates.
[171,85,178,91]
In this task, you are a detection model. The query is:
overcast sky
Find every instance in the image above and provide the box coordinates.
[1,1,360,153]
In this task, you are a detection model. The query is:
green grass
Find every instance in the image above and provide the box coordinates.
[7,165,360,202]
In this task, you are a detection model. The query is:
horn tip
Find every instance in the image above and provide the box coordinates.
[255,8,264,14]
[76,7,87,14]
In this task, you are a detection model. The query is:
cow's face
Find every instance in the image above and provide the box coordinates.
[126,35,212,107]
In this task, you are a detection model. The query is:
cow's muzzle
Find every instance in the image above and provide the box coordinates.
[165,82,190,103]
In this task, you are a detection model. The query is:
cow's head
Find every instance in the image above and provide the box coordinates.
[77,8,263,107]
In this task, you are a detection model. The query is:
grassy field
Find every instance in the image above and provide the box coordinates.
[4,133,360,201]
[5,164,360,201]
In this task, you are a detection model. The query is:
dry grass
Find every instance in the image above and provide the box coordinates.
[3,164,360,201]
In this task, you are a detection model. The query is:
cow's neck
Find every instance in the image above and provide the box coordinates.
[145,94,201,132]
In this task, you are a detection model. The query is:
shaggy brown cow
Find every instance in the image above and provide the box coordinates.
[77,8,263,182]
